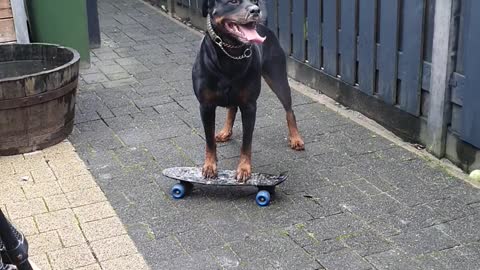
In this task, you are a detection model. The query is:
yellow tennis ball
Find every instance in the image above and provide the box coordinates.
[470,170,480,181]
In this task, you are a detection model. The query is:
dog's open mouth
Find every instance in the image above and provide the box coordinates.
[224,21,266,44]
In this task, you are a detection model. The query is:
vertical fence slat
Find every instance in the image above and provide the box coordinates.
[455,0,468,74]
[377,0,400,104]
[358,0,376,95]
[423,0,436,62]
[292,0,305,61]
[322,0,338,76]
[266,0,278,35]
[307,0,321,69]
[461,0,480,148]
[426,0,456,156]
[278,0,291,54]
[339,0,357,85]
[398,0,425,115]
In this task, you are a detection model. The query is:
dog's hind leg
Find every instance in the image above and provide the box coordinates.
[262,55,305,151]
[216,107,238,142]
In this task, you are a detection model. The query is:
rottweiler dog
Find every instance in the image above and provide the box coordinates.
[193,0,305,181]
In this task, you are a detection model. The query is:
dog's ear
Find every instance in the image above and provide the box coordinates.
[202,0,210,17]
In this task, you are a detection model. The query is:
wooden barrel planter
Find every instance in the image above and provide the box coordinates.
[0,43,80,155]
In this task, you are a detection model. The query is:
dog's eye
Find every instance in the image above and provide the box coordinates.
[229,0,239,4]
[251,0,258,4]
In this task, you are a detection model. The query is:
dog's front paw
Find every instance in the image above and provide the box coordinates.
[236,161,252,182]
[215,129,233,142]
[289,136,305,151]
[202,161,217,178]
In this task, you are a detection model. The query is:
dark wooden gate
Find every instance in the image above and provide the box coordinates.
[460,0,480,149]
[266,0,435,117]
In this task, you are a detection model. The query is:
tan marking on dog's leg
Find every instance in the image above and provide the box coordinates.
[287,111,305,151]
[216,107,237,142]
[202,145,218,178]
[236,149,252,182]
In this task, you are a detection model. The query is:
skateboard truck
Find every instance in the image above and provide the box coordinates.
[0,210,33,270]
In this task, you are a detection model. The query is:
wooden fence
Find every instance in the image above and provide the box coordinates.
[0,0,16,43]
[0,0,29,44]
[268,0,432,116]
[151,0,480,172]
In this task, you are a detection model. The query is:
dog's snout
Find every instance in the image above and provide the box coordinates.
[248,5,260,16]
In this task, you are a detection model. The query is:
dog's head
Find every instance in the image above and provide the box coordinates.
[202,0,266,44]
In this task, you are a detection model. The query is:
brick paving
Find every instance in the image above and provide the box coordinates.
[4,0,480,269]
[0,141,149,270]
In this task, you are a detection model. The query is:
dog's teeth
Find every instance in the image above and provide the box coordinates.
[234,25,241,35]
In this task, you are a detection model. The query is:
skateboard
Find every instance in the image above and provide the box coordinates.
[162,167,287,207]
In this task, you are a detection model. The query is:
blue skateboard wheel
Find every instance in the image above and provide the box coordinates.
[256,190,271,207]
[171,183,186,199]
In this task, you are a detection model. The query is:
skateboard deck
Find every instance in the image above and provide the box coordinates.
[162,167,287,206]
[162,167,287,186]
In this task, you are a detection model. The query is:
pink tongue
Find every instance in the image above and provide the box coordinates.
[237,25,266,44]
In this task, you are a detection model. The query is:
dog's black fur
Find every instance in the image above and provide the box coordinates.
[193,0,304,181]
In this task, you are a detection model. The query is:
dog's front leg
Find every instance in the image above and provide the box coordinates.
[200,104,217,178]
[236,103,257,182]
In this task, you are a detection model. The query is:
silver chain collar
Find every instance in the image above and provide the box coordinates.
[206,15,252,60]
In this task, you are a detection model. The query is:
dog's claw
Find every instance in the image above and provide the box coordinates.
[289,136,305,151]
[202,162,218,178]
[236,170,251,182]
[215,130,233,143]
[236,162,252,182]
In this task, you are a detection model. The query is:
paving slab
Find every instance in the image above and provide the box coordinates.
[0,141,148,270]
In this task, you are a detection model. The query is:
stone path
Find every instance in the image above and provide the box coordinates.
[3,0,480,269]
[0,141,149,270]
